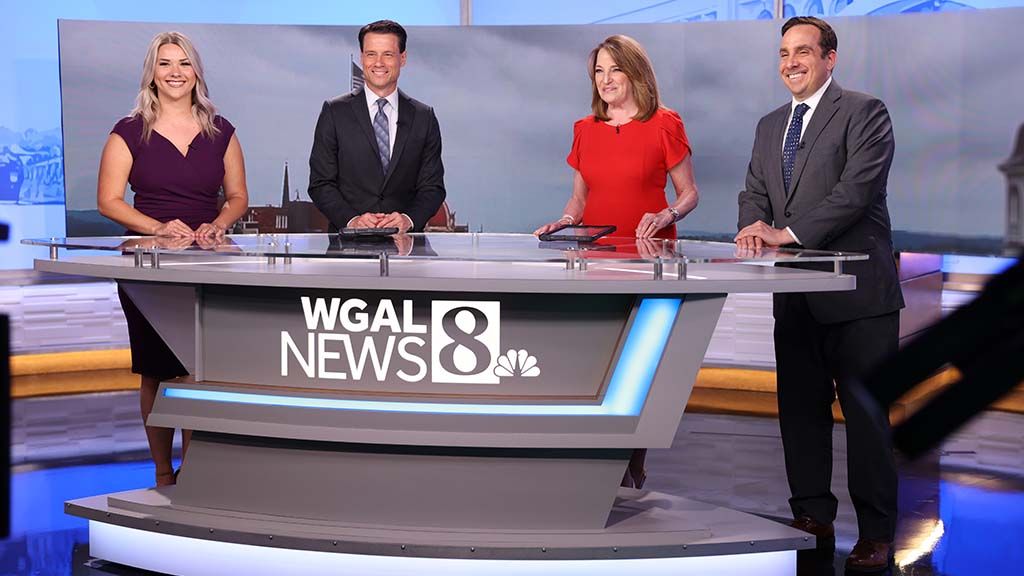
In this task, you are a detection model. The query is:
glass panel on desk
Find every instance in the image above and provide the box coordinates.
[576,237,868,264]
[22,233,867,265]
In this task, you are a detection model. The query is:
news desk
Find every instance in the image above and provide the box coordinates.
[28,233,863,576]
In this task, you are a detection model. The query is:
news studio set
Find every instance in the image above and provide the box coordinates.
[1,1,1023,575]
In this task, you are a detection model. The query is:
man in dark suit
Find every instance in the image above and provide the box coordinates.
[736,17,904,571]
[308,20,445,232]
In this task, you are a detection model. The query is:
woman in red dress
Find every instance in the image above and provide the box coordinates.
[536,34,698,240]
[536,35,699,488]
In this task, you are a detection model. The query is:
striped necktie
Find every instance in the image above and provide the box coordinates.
[374,98,390,173]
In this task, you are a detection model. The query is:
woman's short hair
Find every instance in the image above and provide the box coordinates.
[588,35,662,122]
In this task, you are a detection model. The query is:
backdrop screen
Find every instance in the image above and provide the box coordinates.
[59,11,1023,252]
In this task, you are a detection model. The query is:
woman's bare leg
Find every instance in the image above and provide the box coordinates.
[140,375,175,485]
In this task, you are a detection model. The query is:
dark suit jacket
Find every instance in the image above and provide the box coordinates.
[738,80,904,324]
[308,88,446,232]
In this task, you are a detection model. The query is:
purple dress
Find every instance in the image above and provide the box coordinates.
[111,114,235,380]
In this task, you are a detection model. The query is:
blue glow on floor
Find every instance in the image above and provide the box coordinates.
[8,459,179,536]
[932,480,1024,576]
[941,254,1017,275]
[3,444,1023,574]
[1,459,175,575]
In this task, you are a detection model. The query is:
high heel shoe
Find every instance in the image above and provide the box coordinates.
[155,467,181,487]
[620,448,648,489]
[619,468,647,489]
[629,467,647,489]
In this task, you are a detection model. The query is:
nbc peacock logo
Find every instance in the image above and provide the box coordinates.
[493,349,541,378]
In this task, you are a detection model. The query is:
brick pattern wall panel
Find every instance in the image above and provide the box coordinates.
[940,411,1024,477]
[0,282,129,354]
[705,293,776,368]
[12,391,151,465]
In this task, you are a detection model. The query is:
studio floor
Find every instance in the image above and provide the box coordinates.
[3,391,1023,576]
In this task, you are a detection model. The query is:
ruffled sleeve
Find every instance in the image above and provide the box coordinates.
[659,109,691,169]
[566,117,590,171]
[111,116,143,158]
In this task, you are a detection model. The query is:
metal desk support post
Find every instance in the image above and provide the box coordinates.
[266,242,277,265]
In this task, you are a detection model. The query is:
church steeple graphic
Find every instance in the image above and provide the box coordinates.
[281,161,290,207]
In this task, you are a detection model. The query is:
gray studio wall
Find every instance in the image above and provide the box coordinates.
[59,10,1023,242]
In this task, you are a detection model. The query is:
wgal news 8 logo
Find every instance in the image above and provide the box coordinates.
[431,301,501,384]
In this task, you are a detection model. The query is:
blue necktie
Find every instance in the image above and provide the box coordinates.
[373,98,390,173]
[783,103,810,193]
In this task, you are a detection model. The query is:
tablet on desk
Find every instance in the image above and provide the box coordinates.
[338,227,399,239]
[538,224,616,242]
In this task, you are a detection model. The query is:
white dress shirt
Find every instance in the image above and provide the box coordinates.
[782,75,833,245]
[782,75,832,147]
[350,87,412,231]
[365,87,399,158]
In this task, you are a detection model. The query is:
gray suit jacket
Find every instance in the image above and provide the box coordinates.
[738,80,904,324]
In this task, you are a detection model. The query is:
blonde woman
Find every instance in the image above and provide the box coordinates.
[97,31,247,486]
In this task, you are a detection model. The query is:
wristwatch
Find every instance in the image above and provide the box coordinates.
[666,207,681,222]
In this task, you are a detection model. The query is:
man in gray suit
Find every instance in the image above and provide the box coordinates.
[736,16,904,571]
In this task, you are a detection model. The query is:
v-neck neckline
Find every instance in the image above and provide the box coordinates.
[152,129,201,159]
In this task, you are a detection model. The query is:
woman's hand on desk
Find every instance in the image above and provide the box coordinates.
[152,219,194,238]
[194,234,240,252]
[116,236,194,252]
[635,210,676,239]
[195,222,227,238]
[159,236,196,251]
[533,215,574,237]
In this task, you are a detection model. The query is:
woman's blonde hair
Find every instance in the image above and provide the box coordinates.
[130,31,219,142]
[588,35,662,122]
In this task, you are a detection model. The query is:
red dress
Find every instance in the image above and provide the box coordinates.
[567,108,691,239]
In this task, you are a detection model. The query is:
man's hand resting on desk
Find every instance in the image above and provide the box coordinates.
[734,221,794,250]
[348,213,384,228]
[377,212,414,233]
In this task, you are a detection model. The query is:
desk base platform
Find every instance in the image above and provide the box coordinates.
[69,488,814,575]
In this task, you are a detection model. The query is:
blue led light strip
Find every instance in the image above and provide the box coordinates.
[164,298,682,416]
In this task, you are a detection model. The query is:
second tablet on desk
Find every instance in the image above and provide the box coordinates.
[538,225,616,243]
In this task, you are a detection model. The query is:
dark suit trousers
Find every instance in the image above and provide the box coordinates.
[774,293,899,541]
